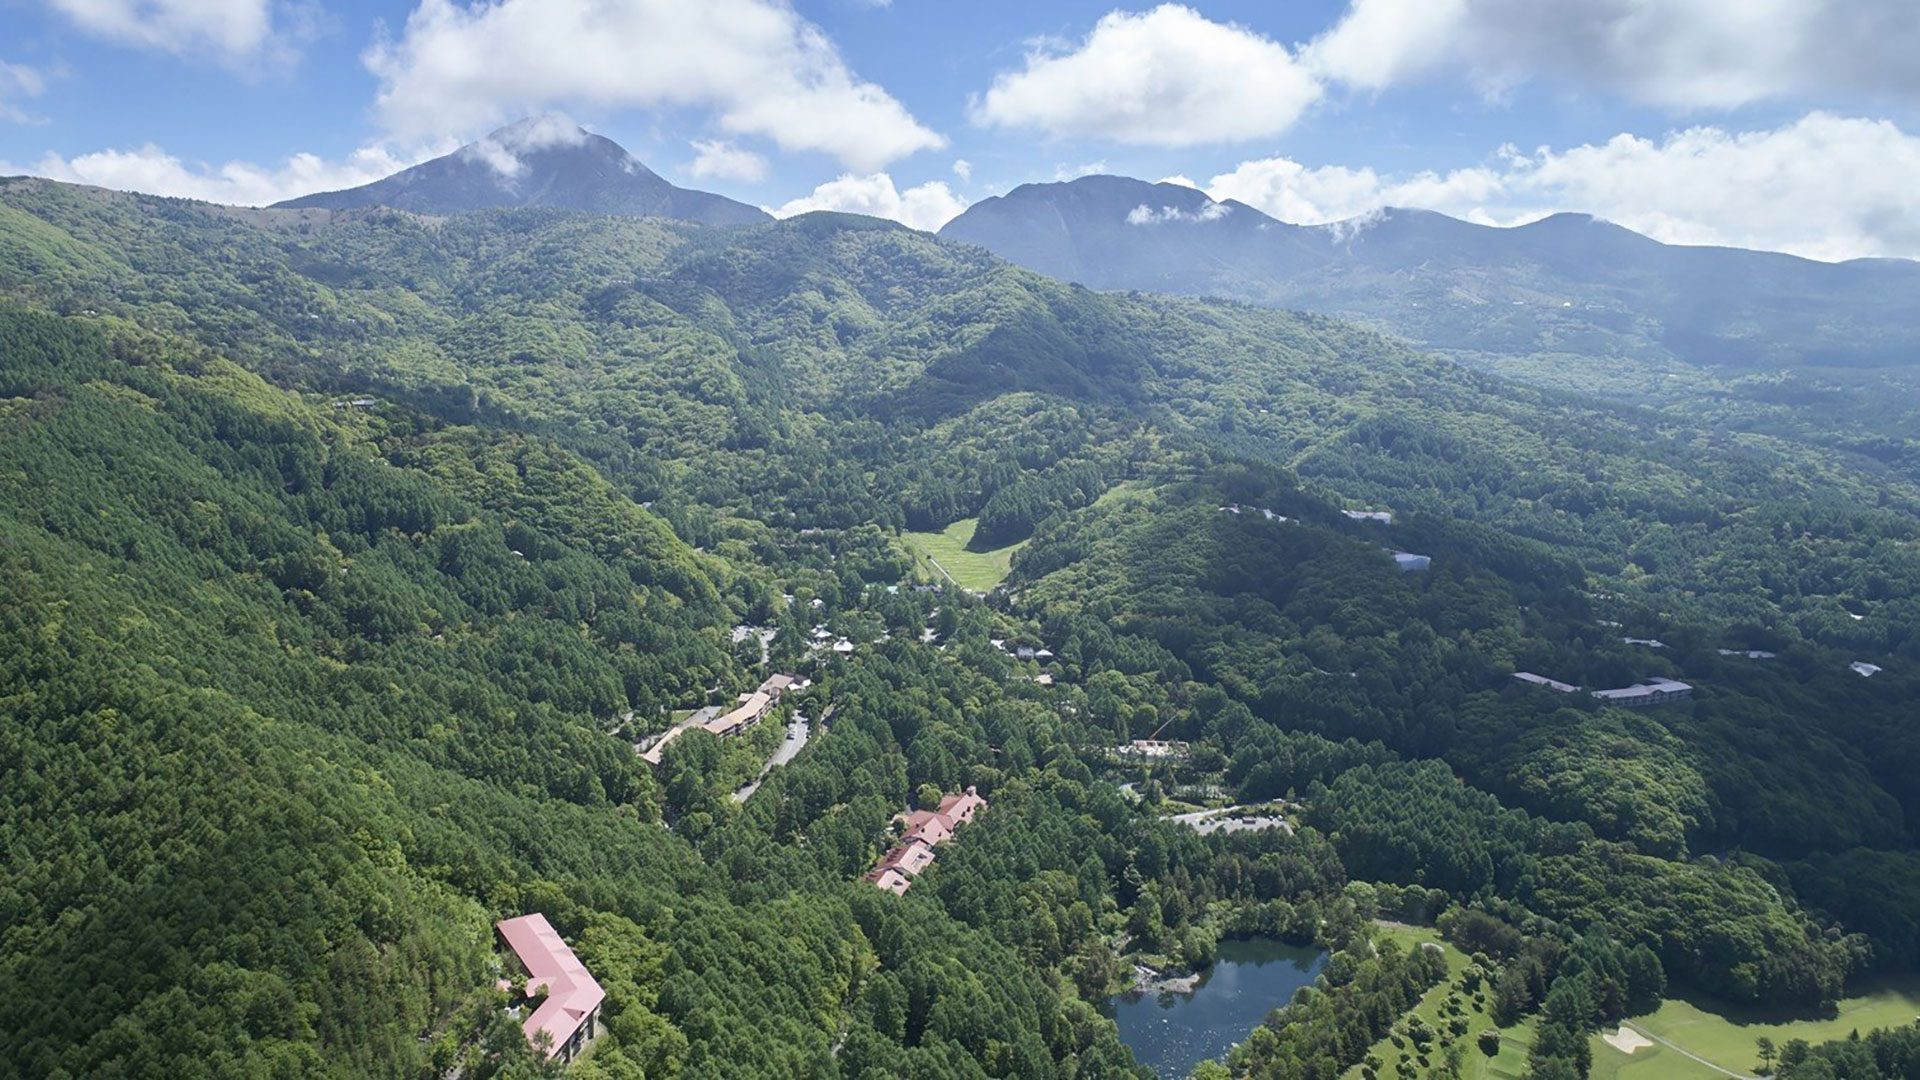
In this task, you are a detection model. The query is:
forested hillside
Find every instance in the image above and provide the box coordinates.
[1,180,1916,1079]
[940,176,1920,484]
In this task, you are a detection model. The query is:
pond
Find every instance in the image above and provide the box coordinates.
[1100,938,1328,1079]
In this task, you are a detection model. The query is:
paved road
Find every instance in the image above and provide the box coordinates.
[732,714,811,803]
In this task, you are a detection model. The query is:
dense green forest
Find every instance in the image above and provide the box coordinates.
[1,179,1917,1079]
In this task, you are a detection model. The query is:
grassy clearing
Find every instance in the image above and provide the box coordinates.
[1341,924,1533,1080]
[1592,981,1920,1080]
[902,517,1023,591]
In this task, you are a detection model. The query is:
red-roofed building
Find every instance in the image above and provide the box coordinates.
[496,914,605,1063]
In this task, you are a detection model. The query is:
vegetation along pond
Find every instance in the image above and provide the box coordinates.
[1101,938,1328,1078]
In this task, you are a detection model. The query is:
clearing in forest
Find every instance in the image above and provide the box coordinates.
[1340,924,1534,1080]
[1590,980,1920,1080]
[903,517,1023,591]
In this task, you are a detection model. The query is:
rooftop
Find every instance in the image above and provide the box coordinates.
[496,914,605,1060]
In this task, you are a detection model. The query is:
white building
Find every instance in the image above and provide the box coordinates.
[1591,678,1693,708]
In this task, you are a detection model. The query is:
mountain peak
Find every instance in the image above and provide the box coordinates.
[272,117,764,225]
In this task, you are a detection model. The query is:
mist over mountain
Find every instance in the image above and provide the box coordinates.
[941,175,1920,375]
[274,117,769,225]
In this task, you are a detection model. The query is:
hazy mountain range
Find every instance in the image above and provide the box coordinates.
[938,175,1920,375]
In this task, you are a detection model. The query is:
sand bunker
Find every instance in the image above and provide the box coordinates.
[1604,1026,1653,1054]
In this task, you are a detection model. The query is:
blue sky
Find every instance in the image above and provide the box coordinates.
[3,0,1918,259]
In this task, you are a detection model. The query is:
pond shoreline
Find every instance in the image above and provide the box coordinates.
[1101,937,1329,1079]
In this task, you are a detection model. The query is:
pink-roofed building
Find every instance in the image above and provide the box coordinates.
[864,866,913,895]
[936,786,985,827]
[899,810,954,847]
[875,838,938,877]
[868,787,987,893]
[496,914,605,1064]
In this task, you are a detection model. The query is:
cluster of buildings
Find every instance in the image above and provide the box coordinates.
[1118,738,1191,759]
[496,914,604,1064]
[990,638,1055,663]
[1219,503,1291,523]
[641,673,809,766]
[1217,504,1427,570]
[863,787,987,896]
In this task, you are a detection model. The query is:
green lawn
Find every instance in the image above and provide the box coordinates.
[902,518,1023,591]
[1341,924,1534,1080]
[1592,981,1920,1080]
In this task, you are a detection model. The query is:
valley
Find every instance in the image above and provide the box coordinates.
[1,155,1917,1080]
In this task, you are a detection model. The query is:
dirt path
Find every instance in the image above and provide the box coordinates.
[924,553,959,586]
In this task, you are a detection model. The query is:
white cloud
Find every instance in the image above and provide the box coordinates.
[1,61,48,123]
[1205,113,1920,261]
[8,142,420,207]
[1052,160,1108,181]
[770,173,968,232]
[972,4,1322,146]
[951,158,971,181]
[1157,174,1198,188]
[45,0,299,66]
[365,0,942,170]
[1126,201,1230,225]
[688,139,768,182]
[1306,0,1920,109]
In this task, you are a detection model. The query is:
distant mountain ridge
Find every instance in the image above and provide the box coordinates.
[275,117,768,225]
[940,175,1920,374]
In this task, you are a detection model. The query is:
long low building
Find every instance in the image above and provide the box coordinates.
[1591,677,1693,708]
[496,914,604,1063]
[1513,672,1580,693]
[642,673,811,765]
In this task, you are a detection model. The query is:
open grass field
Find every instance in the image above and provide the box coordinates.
[902,517,1023,591]
[1341,924,1534,1080]
[1592,980,1920,1080]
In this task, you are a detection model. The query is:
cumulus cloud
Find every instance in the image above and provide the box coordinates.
[687,139,768,183]
[951,159,971,181]
[1205,113,1920,261]
[8,142,420,207]
[1126,201,1230,225]
[770,173,968,232]
[365,0,942,170]
[45,0,303,66]
[1306,0,1920,108]
[972,4,1322,146]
